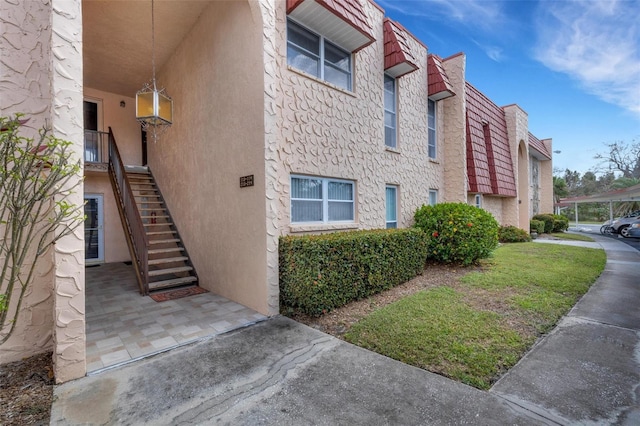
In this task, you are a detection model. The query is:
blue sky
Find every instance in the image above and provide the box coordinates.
[377,0,640,175]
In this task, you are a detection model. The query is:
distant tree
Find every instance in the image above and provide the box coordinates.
[594,139,640,179]
[611,177,640,189]
[563,169,581,194]
[553,176,568,203]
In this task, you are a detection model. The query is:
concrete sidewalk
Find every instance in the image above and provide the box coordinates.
[51,235,639,425]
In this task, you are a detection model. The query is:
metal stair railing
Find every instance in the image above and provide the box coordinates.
[107,127,149,294]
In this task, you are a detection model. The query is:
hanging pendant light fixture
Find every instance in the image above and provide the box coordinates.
[136,0,173,142]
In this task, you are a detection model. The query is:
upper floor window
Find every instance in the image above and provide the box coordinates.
[384,74,397,148]
[475,194,482,208]
[291,175,355,223]
[429,189,438,206]
[386,185,398,228]
[428,99,436,159]
[287,19,352,91]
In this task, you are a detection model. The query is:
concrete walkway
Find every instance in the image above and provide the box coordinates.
[51,235,640,425]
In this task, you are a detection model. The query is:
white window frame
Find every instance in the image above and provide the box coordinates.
[386,185,398,229]
[291,175,355,224]
[475,194,482,208]
[429,189,438,206]
[384,74,397,148]
[287,19,352,91]
[428,99,437,159]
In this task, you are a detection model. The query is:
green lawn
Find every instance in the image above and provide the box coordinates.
[345,243,606,389]
[549,232,595,242]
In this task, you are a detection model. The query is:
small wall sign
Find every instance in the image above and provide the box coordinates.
[240,175,254,188]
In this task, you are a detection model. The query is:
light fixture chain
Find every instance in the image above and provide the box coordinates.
[151,0,156,91]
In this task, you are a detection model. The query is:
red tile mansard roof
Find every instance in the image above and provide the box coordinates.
[528,132,552,160]
[428,54,455,100]
[383,19,418,78]
[465,82,517,197]
[287,0,375,52]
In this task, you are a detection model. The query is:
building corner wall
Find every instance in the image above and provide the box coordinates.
[441,54,467,203]
[503,104,529,229]
[258,0,282,316]
[50,0,85,383]
[539,138,554,214]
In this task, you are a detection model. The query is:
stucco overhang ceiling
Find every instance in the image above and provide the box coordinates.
[83,1,210,97]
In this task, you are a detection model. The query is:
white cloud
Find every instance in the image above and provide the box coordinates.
[533,0,640,118]
[377,0,506,31]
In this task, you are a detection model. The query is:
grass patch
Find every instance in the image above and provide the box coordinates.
[549,232,595,242]
[344,243,606,389]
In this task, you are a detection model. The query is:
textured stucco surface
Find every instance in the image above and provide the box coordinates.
[0,0,86,381]
[441,54,468,203]
[539,138,554,214]
[275,1,440,234]
[504,104,530,229]
[147,0,270,315]
[0,0,57,364]
[50,0,85,383]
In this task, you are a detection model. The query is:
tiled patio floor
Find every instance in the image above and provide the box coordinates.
[85,262,267,373]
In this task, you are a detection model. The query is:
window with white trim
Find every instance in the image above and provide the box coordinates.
[291,176,354,223]
[429,189,438,206]
[428,99,436,159]
[475,194,482,208]
[384,74,397,148]
[287,19,352,91]
[386,185,398,228]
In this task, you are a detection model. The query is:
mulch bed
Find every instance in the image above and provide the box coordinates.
[0,351,54,425]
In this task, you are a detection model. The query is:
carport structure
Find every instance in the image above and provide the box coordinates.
[558,183,640,226]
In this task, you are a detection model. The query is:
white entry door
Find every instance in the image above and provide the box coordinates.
[84,195,104,263]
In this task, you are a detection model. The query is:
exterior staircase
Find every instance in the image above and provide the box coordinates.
[106,128,198,295]
[126,167,198,293]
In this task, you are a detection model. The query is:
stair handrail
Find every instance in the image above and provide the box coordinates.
[107,128,149,294]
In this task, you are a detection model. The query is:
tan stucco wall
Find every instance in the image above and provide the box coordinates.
[539,139,554,214]
[84,173,131,263]
[0,0,57,365]
[274,2,440,235]
[441,54,468,203]
[147,0,270,315]
[503,104,529,229]
[0,0,86,381]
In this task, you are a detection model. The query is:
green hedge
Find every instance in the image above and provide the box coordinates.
[279,229,428,316]
[414,202,499,265]
[530,219,545,234]
[498,226,532,243]
[552,214,569,232]
[532,214,554,233]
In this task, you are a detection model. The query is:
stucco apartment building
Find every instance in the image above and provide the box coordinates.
[0,0,552,381]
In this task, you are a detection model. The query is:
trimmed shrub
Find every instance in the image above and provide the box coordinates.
[414,202,499,265]
[279,228,428,316]
[530,219,545,234]
[532,214,554,233]
[552,214,569,232]
[498,226,532,243]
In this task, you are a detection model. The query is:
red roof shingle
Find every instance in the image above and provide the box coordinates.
[428,54,455,100]
[383,19,418,78]
[287,0,375,52]
[465,82,517,197]
[528,132,552,160]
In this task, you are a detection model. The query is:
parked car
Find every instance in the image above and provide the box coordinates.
[611,211,640,238]
[628,220,640,238]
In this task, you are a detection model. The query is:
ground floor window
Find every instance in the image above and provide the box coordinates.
[386,185,398,228]
[291,175,354,223]
[429,189,438,206]
[475,194,482,208]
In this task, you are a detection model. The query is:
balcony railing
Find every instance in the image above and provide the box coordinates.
[84,130,109,163]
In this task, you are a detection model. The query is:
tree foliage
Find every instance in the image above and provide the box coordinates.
[594,139,640,179]
[0,116,83,345]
